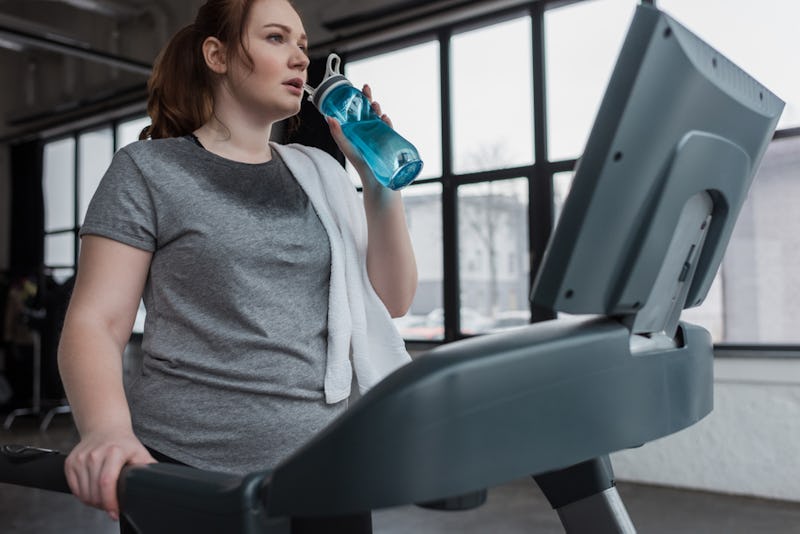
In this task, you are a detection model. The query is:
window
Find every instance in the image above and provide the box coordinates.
[659,0,800,130]
[451,17,534,173]
[345,40,442,184]
[458,179,529,334]
[78,128,113,225]
[342,0,799,348]
[116,116,150,149]
[654,1,800,342]
[676,137,800,344]
[393,183,444,341]
[345,11,538,340]
[43,138,76,282]
[551,137,800,347]
[41,115,148,285]
[545,0,633,161]
[552,171,573,227]
[35,1,800,349]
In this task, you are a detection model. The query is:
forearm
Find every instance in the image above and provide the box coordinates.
[58,316,133,437]
[325,105,419,316]
[361,177,418,317]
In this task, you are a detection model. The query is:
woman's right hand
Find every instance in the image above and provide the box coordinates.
[64,429,156,521]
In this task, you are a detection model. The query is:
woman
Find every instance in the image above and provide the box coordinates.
[57,0,417,531]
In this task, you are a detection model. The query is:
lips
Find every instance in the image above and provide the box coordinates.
[283,78,304,95]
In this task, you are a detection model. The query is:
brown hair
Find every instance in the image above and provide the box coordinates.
[140,0,258,140]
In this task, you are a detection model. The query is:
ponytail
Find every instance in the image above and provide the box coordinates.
[140,24,214,140]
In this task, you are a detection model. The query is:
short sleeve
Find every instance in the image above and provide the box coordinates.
[79,148,157,252]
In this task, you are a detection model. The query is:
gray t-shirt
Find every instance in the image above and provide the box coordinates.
[80,136,347,474]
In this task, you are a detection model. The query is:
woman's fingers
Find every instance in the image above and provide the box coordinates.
[65,451,91,507]
[64,435,157,521]
[98,446,126,520]
[326,117,356,160]
[362,84,393,127]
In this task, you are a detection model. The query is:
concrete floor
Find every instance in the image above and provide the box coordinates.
[1,414,800,533]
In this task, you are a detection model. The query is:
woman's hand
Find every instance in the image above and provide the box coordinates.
[325,85,418,315]
[326,84,391,186]
[64,429,156,521]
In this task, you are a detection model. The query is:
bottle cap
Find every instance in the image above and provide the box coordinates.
[303,53,352,109]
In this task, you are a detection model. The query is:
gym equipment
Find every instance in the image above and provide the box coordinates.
[0,3,783,532]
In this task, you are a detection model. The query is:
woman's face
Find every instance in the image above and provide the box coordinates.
[225,0,309,121]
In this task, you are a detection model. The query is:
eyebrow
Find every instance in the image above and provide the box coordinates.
[262,23,307,41]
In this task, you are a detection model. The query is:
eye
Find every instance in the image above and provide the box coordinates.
[267,33,285,44]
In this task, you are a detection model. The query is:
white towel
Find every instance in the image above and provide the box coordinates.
[270,142,412,404]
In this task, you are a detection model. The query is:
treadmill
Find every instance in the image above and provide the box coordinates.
[0,3,784,533]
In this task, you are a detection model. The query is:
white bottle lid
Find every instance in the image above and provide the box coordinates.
[303,53,352,109]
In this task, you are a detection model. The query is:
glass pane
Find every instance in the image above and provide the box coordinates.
[49,268,75,284]
[44,232,74,267]
[43,137,75,232]
[685,136,800,344]
[679,272,724,342]
[659,0,800,130]
[79,127,113,225]
[545,0,634,161]
[346,40,442,185]
[132,300,146,334]
[116,115,151,149]
[393,182,444,340]
[458,178,529,335]
[552,171,574,227]
[451,17,533,173]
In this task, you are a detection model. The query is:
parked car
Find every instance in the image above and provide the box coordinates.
[393,314,443,340]
[487,310,531,333]
[423,307,493,335]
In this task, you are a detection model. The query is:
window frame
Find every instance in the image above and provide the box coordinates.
[342,0,800,354]
[41,112,147,279]
[36,1,800,356]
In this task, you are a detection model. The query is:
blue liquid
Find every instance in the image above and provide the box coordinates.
[319,85,423,190]
[341,120,423,189]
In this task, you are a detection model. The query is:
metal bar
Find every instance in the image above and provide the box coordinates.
[439,29,461,341]
[529,2,556,322]
[0,25,152,76]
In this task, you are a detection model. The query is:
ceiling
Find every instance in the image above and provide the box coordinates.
[0,0,523,139]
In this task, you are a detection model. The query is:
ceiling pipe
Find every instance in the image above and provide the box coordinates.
[0,35,23,51]
[0,24,152,75]
[27,0,143,19]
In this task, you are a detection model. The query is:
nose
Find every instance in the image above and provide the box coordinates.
[291,46,310,71]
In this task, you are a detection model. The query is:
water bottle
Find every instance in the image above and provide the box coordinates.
[304,53,423,190]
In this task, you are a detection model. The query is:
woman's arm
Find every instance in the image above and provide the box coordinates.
[58,235,156,520]
[326,85,418,317]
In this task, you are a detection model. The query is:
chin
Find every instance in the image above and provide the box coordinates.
[275,103,302,122]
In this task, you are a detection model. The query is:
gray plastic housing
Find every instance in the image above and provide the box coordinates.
[532,4,784,318]
[265,317,712,517]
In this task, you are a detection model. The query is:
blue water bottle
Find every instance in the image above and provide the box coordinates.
[304,54,423,190]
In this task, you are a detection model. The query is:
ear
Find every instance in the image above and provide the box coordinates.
[202,36,227,74]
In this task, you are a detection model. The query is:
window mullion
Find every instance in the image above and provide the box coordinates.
[530,2,555,322]
[439,29,462,341]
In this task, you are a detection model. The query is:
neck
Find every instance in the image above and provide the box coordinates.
[195,91,277,164]
[195,120,272,164]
